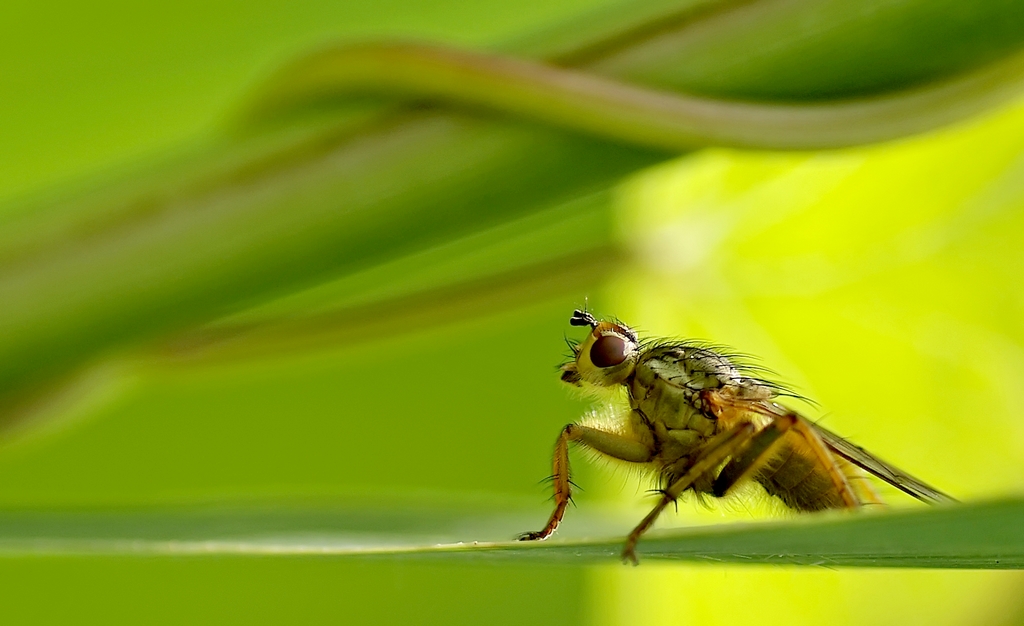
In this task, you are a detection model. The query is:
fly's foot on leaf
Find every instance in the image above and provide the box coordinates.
[621,540,640,565]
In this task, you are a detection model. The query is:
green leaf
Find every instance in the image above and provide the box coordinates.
[0,501,1019,569]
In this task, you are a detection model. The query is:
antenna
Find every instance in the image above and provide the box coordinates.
[569,309,598,329]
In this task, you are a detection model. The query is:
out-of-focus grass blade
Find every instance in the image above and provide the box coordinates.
[0,500,1020,569]
[159,245,622,362]
[585,0,1024,100]
[240,42,1024,150]
[158,188,619,361]
[0,114,661,410]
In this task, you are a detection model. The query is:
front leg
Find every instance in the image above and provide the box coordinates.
[518,423,653,541]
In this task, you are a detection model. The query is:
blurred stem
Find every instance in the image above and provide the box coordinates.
[241,42,1024,150]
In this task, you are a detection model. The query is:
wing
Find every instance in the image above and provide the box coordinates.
[810,422,957,504]
[702,389,957,504]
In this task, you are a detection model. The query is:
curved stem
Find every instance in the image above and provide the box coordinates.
[240,41,1024,150]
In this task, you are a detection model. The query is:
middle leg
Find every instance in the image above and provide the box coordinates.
[621,422,759,565]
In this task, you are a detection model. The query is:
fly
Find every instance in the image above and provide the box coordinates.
[518,309,956,564]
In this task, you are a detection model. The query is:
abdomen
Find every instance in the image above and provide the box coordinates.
[755,438,879,511]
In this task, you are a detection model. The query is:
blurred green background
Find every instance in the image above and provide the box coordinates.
[3,0,1024,624]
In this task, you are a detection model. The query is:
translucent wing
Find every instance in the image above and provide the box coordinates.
[811,422,957,504]
[703,389,957,505]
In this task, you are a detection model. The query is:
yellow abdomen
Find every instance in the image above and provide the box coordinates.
[756,434,882,511]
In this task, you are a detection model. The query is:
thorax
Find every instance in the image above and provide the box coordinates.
[627,345,771,459]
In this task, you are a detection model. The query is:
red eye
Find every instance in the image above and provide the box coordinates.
[590,335,628,367]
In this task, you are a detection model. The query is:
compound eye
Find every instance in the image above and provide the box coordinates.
[590,335,628,368]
